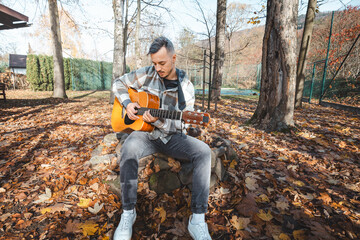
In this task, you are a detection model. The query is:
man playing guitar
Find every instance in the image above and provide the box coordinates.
[112,37,212,240]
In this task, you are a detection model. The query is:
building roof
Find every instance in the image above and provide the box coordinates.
[9,54,27,68]
[0,4,31,30]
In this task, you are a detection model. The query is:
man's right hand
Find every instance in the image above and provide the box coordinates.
[126,102,141,120]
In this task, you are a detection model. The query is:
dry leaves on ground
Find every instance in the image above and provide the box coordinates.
[0,90,359,239]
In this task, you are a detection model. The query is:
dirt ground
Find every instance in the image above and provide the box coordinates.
[0,90,359,239]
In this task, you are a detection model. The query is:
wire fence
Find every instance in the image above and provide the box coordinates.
[303,36,360,107]
[184,63,261,90]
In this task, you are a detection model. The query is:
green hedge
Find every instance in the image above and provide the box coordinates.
[26,55,117,91]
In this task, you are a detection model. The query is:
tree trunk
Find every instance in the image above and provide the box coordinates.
[123,0,129,70]
[250,0,298,132]
[211,0,227,100]
[135,0,142,69]
[49,0,67,98]
[295,0,317,108]
[110,0,125,104]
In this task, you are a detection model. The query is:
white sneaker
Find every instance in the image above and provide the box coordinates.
[188,216,212,240]
[113,209,136,240]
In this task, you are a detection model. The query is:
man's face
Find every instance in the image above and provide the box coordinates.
[150,46,176,79]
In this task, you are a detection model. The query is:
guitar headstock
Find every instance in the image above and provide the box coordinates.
[182,111,211,126]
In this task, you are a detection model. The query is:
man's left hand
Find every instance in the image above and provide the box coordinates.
[142,110,158,123]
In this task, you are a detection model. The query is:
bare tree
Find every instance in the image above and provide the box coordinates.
[110,0,126,104]
[212,0,227,101]
[49,0,67,98]
[135,0,141,68]
[177,28,197,73]
[250,0,298,131]
[124,0,170,68]
[225,2,249,68]
[295,0,317,108]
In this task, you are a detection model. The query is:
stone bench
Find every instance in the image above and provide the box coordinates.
[87,132,239,196]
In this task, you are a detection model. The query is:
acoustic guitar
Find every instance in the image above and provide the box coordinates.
[111,88,210,133]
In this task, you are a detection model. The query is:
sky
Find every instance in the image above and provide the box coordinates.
[1,0,359,62]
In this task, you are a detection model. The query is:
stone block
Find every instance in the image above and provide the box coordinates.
[149,171,181,194]
[107,175,121,197]
[210,173,218,192]
[89,154,115,166]
[91,145,104,157]
[154,158,171,171]
[178,162,193,185]
[103,133,119,147]
[214,157,225,181]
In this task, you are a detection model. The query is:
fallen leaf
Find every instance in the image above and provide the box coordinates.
[229,159,238,168]
[279,233,291,240]
[293,229,307,240]
[0,213,11,222]
[255,194,270,203]
[90,183,99,191]
[326,178,340,185]
[276,200,289,211]
[64,220,80,234]
[98,222,107,235]
[300,193,314,201]
[16,192,27,201]
[78,198,92,208]
[79,221,99,236]
[254,157,267,162]
[313,137,329,147]
[79,177,88,185]
[107,210,118,219]
[166,218,187,236]
[24,213,32,220]
[168,157,181,172]
[106,175,118,181]
[40,208,52,214]
[318,192,332,204]
[155,207,166,223]
[219,187,230,195]
[293,180,305,187]
[245,177,258,191]
[257,210,273,221]
[88,202,104,214]
[230,215,250,230]
[235,194,259,217]
[154,164,161,172]
[33,187,52,204]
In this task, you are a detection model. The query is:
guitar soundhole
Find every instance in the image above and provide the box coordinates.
[124,114,135,125]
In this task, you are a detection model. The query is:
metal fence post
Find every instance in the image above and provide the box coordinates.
[309,62,316,103]
[70,58,75,91]
[320,11,334,103]
[202,50,206,109]
[207,51,212,110]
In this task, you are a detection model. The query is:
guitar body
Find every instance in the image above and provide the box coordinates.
[112,88,210,133]
[111,89,160,133]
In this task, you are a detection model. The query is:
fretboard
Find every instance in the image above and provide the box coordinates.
[137,108,182,120]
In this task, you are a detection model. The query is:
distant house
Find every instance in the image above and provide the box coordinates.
[0,4,31,89]
[9,54,27,75]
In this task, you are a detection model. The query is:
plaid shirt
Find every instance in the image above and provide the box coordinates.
[112,66,195,143]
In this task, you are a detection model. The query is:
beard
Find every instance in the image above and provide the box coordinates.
[157,71,170,79]
[157,67,175,80]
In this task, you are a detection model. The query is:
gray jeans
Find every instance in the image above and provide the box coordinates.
[119,131,211,213]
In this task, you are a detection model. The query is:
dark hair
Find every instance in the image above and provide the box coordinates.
[148,36,175,55]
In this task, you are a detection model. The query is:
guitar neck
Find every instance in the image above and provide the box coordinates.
[137,108,182,120]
